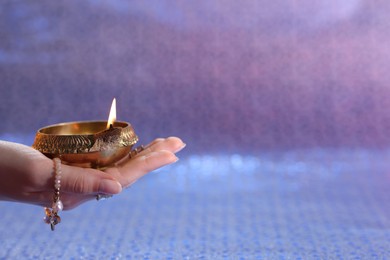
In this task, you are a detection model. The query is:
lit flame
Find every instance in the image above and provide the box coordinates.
[107,98,116,129]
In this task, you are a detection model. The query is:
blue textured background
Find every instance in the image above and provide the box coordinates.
[1,0,390,259]
[1,150,389,259]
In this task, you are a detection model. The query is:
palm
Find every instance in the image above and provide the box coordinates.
[0,137,184,210]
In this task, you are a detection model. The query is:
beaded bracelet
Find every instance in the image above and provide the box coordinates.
[43,158,64,231]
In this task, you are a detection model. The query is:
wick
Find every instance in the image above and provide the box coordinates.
[109,124,114,129]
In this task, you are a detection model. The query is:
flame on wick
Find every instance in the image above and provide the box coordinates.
[107,98,116,129]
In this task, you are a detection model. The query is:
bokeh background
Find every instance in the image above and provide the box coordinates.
[1,0,389,259]
[2,0,390,151]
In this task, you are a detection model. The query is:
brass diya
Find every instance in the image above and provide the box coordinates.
[32,121,138,168]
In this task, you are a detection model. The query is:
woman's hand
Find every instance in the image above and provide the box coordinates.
[0,137,185,210]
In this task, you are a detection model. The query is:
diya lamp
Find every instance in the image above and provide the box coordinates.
[32,98,139,169]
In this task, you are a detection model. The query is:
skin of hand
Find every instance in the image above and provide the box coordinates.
[0,137,185,210]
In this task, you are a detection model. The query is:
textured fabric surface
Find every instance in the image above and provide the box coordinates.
[1,147,390,259]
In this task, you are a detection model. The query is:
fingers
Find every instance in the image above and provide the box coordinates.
[106,150,178,188]
[41,137,185,209]
[59,165,122,195]
[54,150,175,208]
[109,137,185,187]
[144,138,165,149]
[135,137,186,158]
[133,150,178,174]
[54,138,185,195]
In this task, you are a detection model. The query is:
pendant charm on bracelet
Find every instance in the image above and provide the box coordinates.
[43,158,63,231]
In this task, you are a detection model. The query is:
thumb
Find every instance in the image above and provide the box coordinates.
[60,164,122,195]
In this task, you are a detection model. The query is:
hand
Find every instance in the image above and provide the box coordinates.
[0,137,185,210]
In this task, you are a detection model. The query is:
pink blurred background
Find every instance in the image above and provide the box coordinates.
[1,0,390,152]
